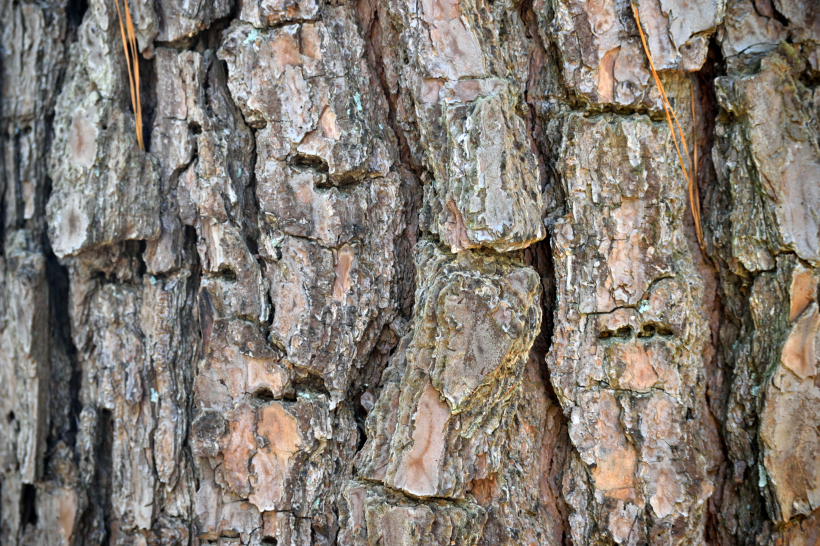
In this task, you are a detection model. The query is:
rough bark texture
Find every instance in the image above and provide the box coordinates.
[1,0,819,544]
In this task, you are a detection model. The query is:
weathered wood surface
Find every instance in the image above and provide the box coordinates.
[1,0,819,544]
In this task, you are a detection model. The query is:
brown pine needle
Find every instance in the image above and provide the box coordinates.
[631,3,704,251]
[124,0,143,151]
[690,80,703,246]
[115,0,144,151]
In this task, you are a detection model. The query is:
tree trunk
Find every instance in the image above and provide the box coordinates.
[1,0,819,544]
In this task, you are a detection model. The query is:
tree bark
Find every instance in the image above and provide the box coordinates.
[1,0,818,544]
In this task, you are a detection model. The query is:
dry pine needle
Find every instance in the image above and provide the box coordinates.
[631,3,705,251]
[115,0,144,151]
